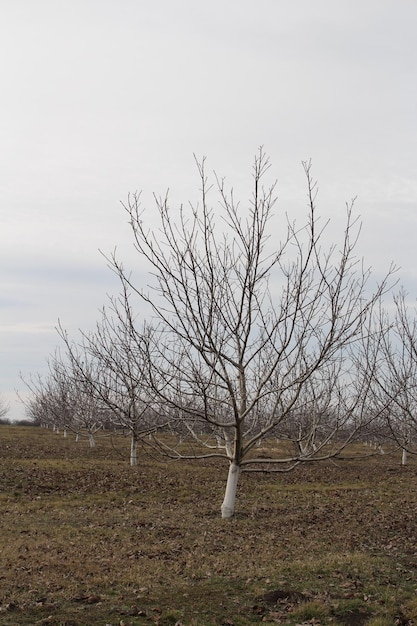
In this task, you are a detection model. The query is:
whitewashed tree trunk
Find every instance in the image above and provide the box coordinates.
[130,436,138,466]
[223,430,233,458]
[402,447,408,466]
[221,462,240,519]
[89,433,96,448]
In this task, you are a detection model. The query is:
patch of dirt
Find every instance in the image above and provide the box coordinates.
[2,427,417,625]
[258,588,309,605]
[331,607,371,626]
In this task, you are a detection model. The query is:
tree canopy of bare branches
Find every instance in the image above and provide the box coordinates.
[57,299,165,465]
[105,148,396,517]
[365,290,417,463]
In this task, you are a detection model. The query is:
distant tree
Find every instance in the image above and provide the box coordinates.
[23,366,75,435]
[106,149,396,518]
[57,297,165,465]
[14,418,39,427]
[23,354,106,446]
[0,394,10,421]
[49,351,110,446]
[24,388,52,428]
[367,290,417,463]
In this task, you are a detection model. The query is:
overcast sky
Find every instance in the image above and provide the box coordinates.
[1,0,417,421]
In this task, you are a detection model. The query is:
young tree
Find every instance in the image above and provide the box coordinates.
[107,149,396,517]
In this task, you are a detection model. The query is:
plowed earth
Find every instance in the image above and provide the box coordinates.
[1,427,417,625]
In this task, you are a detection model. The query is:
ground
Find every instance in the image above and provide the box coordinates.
[0,426,417,625]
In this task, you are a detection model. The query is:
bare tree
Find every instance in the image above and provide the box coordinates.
[0,394,10,421]
[57,296,164,465]
[22,367,75,435]
[22,351,108,445]
[106,149,396,517]
[368,290,417,463]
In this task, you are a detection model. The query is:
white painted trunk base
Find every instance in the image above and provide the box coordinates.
[221,462,240,519]
[130,437,138,466]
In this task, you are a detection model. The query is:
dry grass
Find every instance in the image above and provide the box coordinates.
[1,426,417,625]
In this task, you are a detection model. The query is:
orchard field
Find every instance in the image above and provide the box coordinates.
[1,426,417,626]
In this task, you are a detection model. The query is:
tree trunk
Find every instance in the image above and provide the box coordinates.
[221,462,240,519]
[402,447,408,466]
[89,433,96,448]
[130,435,138,466]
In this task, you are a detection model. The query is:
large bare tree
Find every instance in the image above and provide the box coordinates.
[106,149,395,517]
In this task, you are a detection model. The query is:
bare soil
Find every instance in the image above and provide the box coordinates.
[1,426,417,625]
